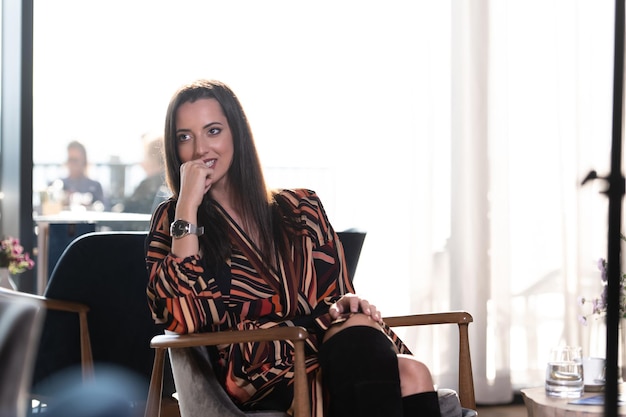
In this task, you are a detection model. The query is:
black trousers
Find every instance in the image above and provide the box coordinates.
[318,325,441,417]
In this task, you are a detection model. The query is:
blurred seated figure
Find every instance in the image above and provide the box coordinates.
[60,140,107,211]
[116,134,170,214]
[33,365,148,417]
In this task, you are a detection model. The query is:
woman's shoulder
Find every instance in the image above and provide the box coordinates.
[274,188,321,204]
[148,198,176,230]
[273,188,330,222]
[273,188,326,212]
[273,189,333,243]
[153,197,176,216]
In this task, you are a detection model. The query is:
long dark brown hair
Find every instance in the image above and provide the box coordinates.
[163,79,287,266]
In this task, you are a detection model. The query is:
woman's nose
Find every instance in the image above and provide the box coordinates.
[194,137,207,156]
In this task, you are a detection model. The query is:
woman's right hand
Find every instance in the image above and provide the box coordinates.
[170,159,213,258]
[178,158,214,211]
[329,293,383,324]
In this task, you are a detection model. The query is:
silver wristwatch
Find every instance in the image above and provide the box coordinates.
[170,219,205,239]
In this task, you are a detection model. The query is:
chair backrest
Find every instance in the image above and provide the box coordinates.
[336,229,366,281]
[31,231,175,400]
[0,289,44,417]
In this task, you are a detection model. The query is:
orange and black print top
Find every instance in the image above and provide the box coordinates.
[146,189,410,416]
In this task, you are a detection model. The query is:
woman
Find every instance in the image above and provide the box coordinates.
[146,79,441,417]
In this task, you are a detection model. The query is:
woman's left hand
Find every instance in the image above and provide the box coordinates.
[329,293,383,324]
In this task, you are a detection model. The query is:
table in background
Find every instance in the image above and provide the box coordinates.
[521,386,626,417]
[34,211,151,294]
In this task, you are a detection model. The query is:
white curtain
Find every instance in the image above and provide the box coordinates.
[350,0,618,404]
[33,0,621,406]
[451,0,617,404]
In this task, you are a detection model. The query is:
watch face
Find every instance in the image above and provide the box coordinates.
[171,220,189,237]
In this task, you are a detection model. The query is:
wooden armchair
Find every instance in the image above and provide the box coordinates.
[0,287,94,381]
[143,311,475,417]
[142,230,474,417]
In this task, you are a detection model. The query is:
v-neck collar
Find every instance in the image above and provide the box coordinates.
[213,202,282,290]
[212,200,301,317]
[213,201,264,260]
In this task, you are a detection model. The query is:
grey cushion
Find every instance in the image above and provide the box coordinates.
[462,408,479,417]
[438,388,464,417]
[169,346,255,417]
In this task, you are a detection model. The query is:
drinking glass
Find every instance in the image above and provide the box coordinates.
[545,346,583,398]
[582,356,606,388]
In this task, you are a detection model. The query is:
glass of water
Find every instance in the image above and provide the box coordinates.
[545,346,584,398]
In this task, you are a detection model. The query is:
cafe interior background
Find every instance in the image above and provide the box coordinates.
[0,0,622,405]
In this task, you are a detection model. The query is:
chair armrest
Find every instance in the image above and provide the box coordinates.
[384,311,476,411]
[383,311,473,327]
[150,326,309,348]
[144,327,310,417]
[0,288,94,381]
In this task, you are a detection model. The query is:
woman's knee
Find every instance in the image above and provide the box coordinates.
[323,313,382,342]
[397,354,435,396]
[319,326,404,416]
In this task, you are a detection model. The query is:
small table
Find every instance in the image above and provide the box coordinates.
[521,386,626,417]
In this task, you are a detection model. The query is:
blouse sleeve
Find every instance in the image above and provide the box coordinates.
[145,200,227,334]
[311,228,354,333]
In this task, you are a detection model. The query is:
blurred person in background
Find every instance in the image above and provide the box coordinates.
[59,140,107,211]
[116,133,170,214]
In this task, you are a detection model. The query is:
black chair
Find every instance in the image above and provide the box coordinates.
[337,229,366,280]
[29,231,177,416]
[0,289,44,417]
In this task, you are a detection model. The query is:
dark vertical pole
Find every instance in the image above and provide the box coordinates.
[0,0,34,292]
[21,0,34,292]
[605,1,625,416]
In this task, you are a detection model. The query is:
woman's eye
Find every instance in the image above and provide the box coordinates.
[177,133,191,142]
[208,127,221,135]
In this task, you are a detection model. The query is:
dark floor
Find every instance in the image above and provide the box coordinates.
[476,403,526,417]
[475,393,527,417]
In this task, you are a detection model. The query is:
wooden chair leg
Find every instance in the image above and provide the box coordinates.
[78,310,94,381]
[144,347,166,417]
[457,322,476,410]
[292,339,310,417]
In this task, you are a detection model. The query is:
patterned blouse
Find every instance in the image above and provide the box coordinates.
[146,189,410,416]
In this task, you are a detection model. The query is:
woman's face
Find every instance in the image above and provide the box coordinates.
[175,98,234,191]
